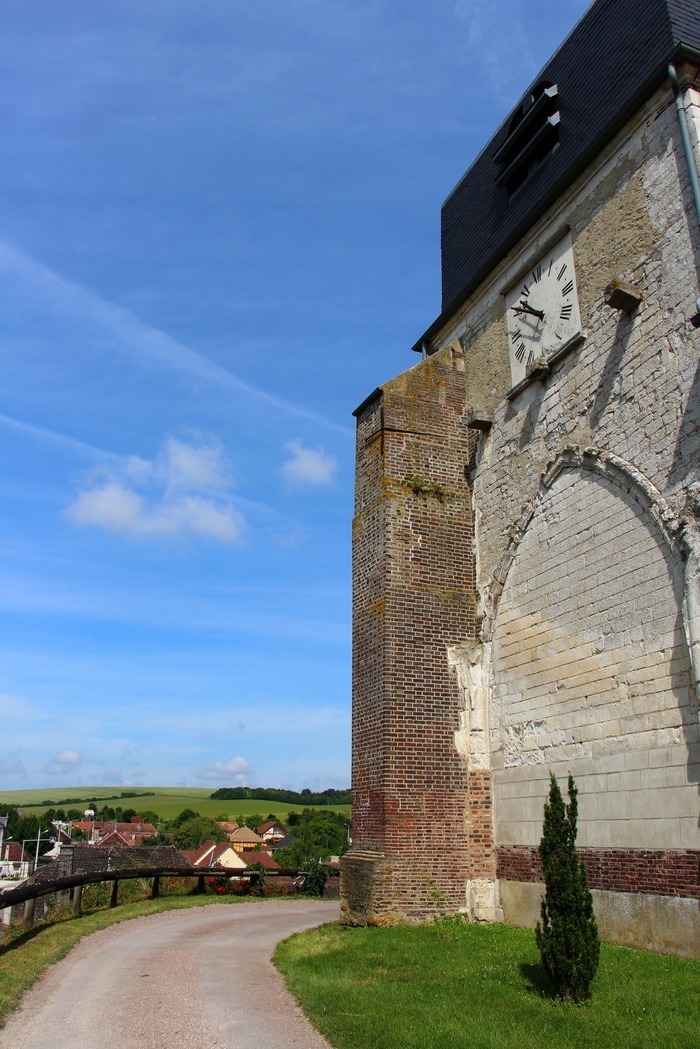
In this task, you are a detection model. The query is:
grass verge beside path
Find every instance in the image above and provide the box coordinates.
[274,921,700,1049]
[0,894,248,1028]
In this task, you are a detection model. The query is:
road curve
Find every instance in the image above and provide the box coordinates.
[0,899,339,1049]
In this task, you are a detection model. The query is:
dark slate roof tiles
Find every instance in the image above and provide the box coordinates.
[416,0,700,348]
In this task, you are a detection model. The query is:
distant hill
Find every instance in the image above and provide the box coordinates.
[0,786,351,823]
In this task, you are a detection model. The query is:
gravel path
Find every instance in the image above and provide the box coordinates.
[0,899,339,1049]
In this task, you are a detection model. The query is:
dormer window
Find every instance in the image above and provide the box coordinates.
[494,81,560,195]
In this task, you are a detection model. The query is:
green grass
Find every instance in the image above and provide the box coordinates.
[0,786,349,823]
[0,890,254,1028]
[274,921,700,1049]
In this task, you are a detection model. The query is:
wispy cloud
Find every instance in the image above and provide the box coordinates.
[195,756,251,784]
[0,754,26,778]
[0,692,44,722]
[281,438,337,487]
[451,1,539,106]
[65,435,245,543]
[0,412,121,464]
[0,240,352,437]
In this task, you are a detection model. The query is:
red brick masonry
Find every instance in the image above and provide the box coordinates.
[497,845,700,899]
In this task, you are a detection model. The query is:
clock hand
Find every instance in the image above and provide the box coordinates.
[512,299,545,321]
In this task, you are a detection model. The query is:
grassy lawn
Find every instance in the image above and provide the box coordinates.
[0,785,349,822]
[274,921,700,1049]
[0,890,252,1028]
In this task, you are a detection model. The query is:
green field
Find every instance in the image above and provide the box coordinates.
[0,786,350,823]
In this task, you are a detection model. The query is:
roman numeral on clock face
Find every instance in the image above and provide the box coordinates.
[511,328,523,343]
[557,264,567,281]
[561,279,574,296]
[532,264,541,283]
[560,303,573,320]
[515,342,526,362]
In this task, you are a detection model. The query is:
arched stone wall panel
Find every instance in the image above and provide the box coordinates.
[491,464,698,851]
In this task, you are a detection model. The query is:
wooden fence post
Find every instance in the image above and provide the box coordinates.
[23,896,36,930]
[72,884,83,916]
[110,880,119,908]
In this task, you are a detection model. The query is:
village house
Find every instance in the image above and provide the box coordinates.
[256,821,286,844]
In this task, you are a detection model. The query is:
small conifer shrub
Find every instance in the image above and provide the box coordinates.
[535,772,600,1002]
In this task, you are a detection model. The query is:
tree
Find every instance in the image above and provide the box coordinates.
[535,772,600,1002]
[274,809,348,867]
[247,861,268,896]
[172,816,226,850]
[171,808,200,829]
[4,810,54,857]
[303,861,328,897]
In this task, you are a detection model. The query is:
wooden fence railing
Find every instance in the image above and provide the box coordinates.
[0,865,300,930]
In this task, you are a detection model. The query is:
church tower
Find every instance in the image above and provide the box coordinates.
[342,0,700,956]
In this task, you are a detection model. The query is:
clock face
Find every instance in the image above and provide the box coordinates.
[505,231,581,386]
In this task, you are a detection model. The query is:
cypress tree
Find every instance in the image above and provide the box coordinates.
[535,772,600,1002]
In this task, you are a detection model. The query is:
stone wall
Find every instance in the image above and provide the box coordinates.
[344,71,699,952]
[432,77,700,950]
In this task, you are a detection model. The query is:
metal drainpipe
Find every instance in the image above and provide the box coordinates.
[668,63,700,318]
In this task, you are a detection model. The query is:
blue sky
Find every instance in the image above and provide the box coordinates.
[0,0,590,791]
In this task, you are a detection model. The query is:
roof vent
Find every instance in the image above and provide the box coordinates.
[494,82,559,195]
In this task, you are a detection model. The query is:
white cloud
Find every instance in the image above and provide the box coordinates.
[42,748,82,775]
[55,749,81,766]
[281,439,337,487]
[65,436,245,544]
[195,756,251,784]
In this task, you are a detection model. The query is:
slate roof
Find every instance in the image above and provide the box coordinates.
[33,844,195,882]
[270,831,296,850]
[415,0,700,349]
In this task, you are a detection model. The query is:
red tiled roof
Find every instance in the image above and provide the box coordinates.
[189,841,217,865]
[1,842,28,862]
[240,851,280,870]
[97,830,131,848]
[73,821,157,835]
